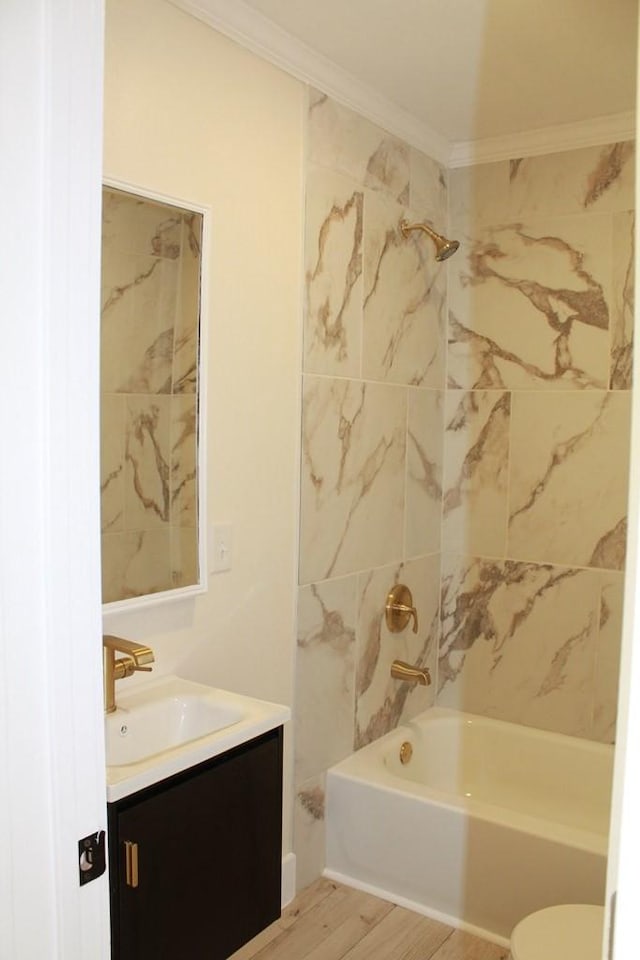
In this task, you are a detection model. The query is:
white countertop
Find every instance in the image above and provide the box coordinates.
[105,674,290,802]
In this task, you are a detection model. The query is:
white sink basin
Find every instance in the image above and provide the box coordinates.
[106,691,243,766]
[105,675,290,802]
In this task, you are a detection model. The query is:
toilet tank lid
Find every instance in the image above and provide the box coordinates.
[511,904,604,960]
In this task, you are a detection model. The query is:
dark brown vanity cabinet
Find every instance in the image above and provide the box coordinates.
[107,728,283,960]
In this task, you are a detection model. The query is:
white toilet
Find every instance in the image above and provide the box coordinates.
[510,904,604,960]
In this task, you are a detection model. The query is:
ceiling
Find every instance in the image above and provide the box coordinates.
[236,0,637,146]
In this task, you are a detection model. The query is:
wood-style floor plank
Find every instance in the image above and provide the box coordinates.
[430,929,510,960]
[280,878,340,929]
[301,895,394,960]
[228,921,284,960]
[229,879,338,960]
[228,879,508,960]
[340,905,452,960]
[234,884,389,960]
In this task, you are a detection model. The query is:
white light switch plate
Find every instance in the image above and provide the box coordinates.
[208,523,233,574]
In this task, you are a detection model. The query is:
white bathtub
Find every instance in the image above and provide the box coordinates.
[325,707,613,945]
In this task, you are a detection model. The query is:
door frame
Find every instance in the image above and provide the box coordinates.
[0,1,109,957]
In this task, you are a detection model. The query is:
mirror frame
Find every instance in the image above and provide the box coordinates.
[101,177,209,612]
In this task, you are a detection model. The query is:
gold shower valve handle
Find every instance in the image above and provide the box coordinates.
[385,584,419,633]
[394,603,418,632]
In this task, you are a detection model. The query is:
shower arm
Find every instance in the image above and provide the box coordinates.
[400,219,460,262]
[400,220,439,241]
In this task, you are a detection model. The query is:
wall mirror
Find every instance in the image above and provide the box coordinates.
[100,183,206,607]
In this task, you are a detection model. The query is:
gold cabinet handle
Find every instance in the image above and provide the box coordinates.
[385,584,419,633]
[124,840,139,888]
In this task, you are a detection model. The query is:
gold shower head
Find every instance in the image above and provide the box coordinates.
[400,220,460,261]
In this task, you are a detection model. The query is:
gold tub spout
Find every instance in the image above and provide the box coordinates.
[390,659,431,686]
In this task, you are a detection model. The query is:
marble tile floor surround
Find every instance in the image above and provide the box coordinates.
[229,878,508,960]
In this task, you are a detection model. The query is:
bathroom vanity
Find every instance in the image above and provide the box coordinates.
[105,676,290,960]
[108,729,282,960]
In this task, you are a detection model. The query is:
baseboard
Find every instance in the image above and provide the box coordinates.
[281,853,296,908]
[322,868,510,949]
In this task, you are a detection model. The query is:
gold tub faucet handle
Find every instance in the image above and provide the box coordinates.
[385,584,418,633]
[391,601,418,632]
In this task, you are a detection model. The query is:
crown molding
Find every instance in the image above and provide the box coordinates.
[449,111,636,168]
[168,0,450,164]
[169,0,634,170]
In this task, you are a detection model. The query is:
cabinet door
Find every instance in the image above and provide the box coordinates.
[110,729,282,960]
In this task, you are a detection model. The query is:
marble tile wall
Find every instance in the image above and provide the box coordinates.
[295,90,447,887]
[441,141,634,741]
[100,188,201,602]
[295,96,634,889]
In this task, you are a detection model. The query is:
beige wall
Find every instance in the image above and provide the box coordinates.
[102,0,304,855]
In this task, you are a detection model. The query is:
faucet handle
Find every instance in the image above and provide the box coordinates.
[385,584,419,633]
[392,603,418,633]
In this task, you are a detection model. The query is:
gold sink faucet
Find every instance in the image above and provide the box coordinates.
[103,635,155,713]
[390,659,431,686]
